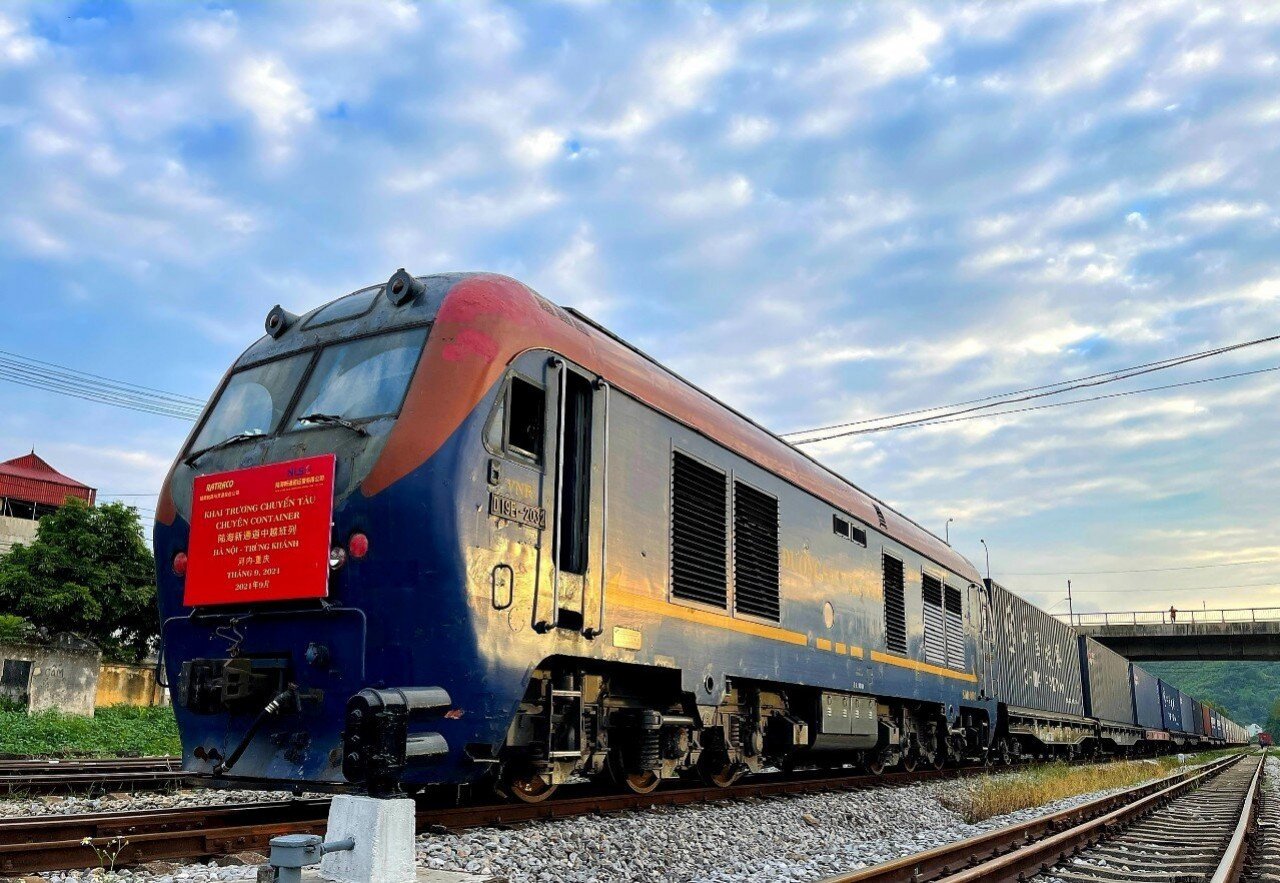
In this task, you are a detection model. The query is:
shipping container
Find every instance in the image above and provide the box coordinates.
[1201,704,1213,738]
[983,580,1085,717]
[1159,679,1183,732]
[1212,710,1224,740]
[1180,693,1200,735]
[1130,663,1163,729]
[1077,635,1135,726]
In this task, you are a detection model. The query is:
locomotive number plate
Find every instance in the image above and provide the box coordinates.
[488,492,546,530]
[184,454,335,606]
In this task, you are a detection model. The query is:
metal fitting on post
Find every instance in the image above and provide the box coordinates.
[265,833,355,882]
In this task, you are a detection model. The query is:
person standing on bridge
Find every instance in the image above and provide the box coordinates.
[1169,605,1177,622]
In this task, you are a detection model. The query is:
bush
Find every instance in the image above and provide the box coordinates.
[0,614,31,642]
[0,705,180,757]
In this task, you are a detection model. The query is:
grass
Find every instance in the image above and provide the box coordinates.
[0,705,180,758]
[940,748,1248,823]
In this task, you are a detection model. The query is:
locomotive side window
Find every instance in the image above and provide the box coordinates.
[671,451,728,608]
[506,377,545,463]
[921,573,946,666]
[733,481,780,621]
[882,553,908,654]
[832,514,867,546]
[555,371,593,575]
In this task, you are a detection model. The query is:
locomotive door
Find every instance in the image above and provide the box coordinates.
[534,357,608,638]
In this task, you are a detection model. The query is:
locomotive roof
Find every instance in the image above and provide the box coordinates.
[165,271,981,582]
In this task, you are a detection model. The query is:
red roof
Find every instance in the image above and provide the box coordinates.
[0,452,96,508]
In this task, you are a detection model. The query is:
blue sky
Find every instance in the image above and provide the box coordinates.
[3,0,1280,615]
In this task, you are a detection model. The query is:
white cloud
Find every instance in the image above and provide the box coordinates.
[0,14,42,66]
[512,128,565,166]
[854,10,944,82]
[229,57,314,160]
[666,174,754,215]
[725,115,777,147]
[1179,200,1269,224]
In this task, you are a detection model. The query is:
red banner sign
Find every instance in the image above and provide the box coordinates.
[184,454,336,606]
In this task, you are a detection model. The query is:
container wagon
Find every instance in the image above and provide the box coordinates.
[982,580,1088,761]
[1159,680,1184,739]
[1077,636,1141,754]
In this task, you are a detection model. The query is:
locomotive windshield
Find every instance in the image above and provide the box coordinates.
[190,352,311,450]
[287,326,428,429]
[188,326,428,456]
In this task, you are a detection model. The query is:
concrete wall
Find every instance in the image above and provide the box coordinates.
[0,639,101,715]
[96,662,169,707]
[0,514,37,556]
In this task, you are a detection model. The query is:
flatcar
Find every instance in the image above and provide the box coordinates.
[153,271,1247,801]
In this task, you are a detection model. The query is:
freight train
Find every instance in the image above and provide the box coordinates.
[154,271,1248,802]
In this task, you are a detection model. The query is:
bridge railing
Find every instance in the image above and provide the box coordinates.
[1060,607,1280,626]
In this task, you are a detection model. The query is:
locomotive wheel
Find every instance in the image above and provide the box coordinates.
[620,769,661,794]
[900,753,918,773]
[502,769,558,804]
[608,754,662,794]
[866,756,886,776]
[930,751,947,770]
[699,756,743,788]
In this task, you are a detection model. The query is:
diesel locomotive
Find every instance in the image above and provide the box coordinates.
[154,271,1246,802]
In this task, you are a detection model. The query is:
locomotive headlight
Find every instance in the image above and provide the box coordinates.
[329,545,347,570]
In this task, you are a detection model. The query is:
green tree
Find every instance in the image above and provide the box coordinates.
[1266,698,1280,736]
[0,500,156,662]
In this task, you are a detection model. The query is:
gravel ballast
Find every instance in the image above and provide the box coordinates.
[18,761,1189,883]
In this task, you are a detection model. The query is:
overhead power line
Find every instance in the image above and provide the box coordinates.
[790,363,1280,443]
[1034,579,1280,594]
[1002,557,1280,576]
[784,332,1280,444]
[0,349,204,421]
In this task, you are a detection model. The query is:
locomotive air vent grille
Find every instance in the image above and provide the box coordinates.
[882,554,908,654]
[733,481,780,621]
[671,451,728,608]
[921,574,946,666]
[944,585,965,669]
[873,504,887,530]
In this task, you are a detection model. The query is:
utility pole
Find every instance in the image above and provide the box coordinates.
[1067,579,1074,624]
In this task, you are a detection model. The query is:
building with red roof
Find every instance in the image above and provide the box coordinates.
[0,451,96,555]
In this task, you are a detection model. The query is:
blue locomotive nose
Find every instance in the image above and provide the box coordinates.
[165,605,371,784]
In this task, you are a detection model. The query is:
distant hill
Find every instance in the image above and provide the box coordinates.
[1143,661,1280,727]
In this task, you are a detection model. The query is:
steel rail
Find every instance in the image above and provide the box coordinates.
[822,753,1247,883]
[1208,749,1264,883]
[0,757,189,795]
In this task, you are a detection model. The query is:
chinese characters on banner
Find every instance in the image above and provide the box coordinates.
[184,454,336,605]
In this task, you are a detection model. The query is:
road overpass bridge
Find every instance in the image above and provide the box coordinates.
[1061,607,1280,661]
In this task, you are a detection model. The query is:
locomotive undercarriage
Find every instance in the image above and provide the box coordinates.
[497,661,989,803]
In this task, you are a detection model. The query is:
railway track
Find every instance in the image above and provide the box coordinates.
[825,751,1263,883]
[0,760,1025,875]
[0,756,188,795]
